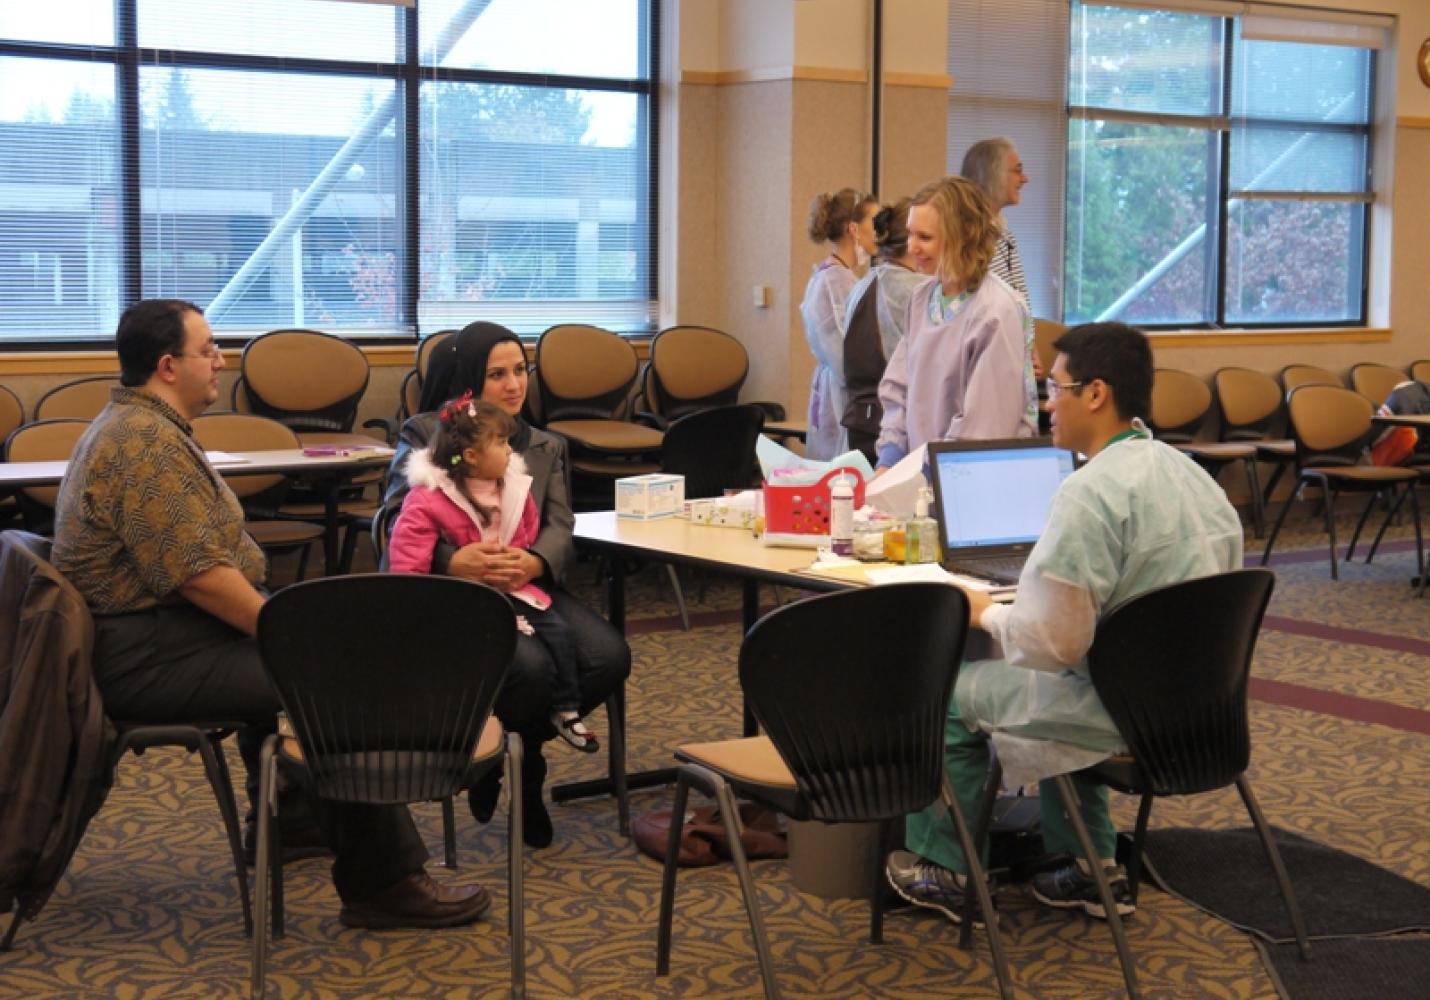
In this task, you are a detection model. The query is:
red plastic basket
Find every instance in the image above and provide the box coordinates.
[763,467,867,539]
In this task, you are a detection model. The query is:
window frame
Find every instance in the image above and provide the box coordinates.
[0,0,659,348]
[1063,3,1376,331]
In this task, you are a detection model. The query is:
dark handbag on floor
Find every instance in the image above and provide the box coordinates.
[633,803,788,867]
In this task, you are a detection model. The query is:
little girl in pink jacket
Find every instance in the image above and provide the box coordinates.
[389,392,598,752]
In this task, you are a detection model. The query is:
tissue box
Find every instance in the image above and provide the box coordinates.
[616,473,685,519]
[687,497,757,530]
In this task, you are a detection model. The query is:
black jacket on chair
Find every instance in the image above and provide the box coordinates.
[0,534,116,921]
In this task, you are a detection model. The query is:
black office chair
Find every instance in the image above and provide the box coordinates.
[250,574,523,999]
[655,583,1014,1000]
[967,568,1310,1000]
[656,404,766,628]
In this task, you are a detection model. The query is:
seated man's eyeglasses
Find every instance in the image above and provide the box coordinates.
[1046,379,1086,402]
[174,345,222,361]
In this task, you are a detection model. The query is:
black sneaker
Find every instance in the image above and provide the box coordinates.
[885,850,975,925]
[1030,861,1136,919]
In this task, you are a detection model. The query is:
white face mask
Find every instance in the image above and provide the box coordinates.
[855,244,870,268]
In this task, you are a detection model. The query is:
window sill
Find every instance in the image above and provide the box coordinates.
[1146,327,1391,349]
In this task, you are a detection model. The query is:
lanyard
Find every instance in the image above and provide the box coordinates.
[1103,428,1143,448]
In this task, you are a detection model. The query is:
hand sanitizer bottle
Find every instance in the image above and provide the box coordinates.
[906,486,939,564]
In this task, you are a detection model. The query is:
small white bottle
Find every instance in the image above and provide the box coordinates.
[829,475,854,556]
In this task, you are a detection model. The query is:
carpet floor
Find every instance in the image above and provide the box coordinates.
[2,507,1428,999]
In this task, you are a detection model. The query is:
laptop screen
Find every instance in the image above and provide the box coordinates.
[928,439,1076,554]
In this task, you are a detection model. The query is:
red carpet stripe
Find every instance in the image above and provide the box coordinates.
[1261,615,1430,658]
[1249,677,1430,735]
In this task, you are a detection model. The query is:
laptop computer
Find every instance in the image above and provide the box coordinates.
[926,438,1076,585]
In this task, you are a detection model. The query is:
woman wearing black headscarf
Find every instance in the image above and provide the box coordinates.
[384,321,632,848]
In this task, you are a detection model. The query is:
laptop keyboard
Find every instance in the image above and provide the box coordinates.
[949,557,1026,585]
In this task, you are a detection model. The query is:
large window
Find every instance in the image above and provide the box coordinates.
[0,0,656,343]
[1064,1,1380,328]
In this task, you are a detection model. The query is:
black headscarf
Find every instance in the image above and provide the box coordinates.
[419,321,533,451]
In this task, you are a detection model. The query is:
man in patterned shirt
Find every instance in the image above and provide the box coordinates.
[53,299,490,929]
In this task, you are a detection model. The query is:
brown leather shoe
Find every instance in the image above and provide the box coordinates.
[339,872,491,929]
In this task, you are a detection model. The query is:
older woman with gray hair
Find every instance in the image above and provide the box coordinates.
[961,137,1030,308]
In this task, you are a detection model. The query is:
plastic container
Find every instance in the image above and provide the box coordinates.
[905,486,940,564]
[829,476,854,555]
[762,467,867,547]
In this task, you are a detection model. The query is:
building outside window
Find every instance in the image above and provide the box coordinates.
[1065,1,1379,329]
[0,0,656,344]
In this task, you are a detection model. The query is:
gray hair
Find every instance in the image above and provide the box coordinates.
[960,138,1016,208]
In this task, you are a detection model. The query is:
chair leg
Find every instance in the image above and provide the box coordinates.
[250,736,279,1000]
[1260,477,1299,566]
[961,755,1004,950]
[1364,486,1408,565]
[1125,794,1155,904]
[1345,492,1379,563]
[294,541,312,583]
[441,797,459,869]
[1,909,24,951]
[656,765,782,999]
[665,563,691,631]
[606,689,630,836]
[1407,484,1426,586]
[869,818,895,945]
[337,520,362,576]
[197,732,254,936]
[507,734,526,999]
[655,771,691,977]
[1321,485,1339,580]
[940,774,1014,1000]
[1245,457,1266,539]
[1234,776,1312,962]
[1052,774,1141,1000]
[1262,459,1288,506]
[711,776,781,1000]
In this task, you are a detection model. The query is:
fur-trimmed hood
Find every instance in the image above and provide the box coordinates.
[404,446,533,547]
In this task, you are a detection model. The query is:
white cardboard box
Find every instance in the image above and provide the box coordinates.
[616,473,685,519]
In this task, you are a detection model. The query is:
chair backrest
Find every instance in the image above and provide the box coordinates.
[646,325,749,423]
[239,329,370,433]
[1213,367,1283,440]
[0,384,23,445]
[190,412,302,504]
[738,583,970,823]
[1149,369,1212,441]
[1032,318,1067,378]
[1349,362,1409,407]
[1280,364,1340,393]
[35,376,121,421]
[4,418,90,517]
[1086,568,1275,795]
[1286,384,1374,463]
[535,324,639,422]
[660,404,765,498]
[255,574,517,804]
[1411,360,1430,384]
[417,330,456,383]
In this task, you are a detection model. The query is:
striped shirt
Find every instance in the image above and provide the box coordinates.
[990,227,1030,311]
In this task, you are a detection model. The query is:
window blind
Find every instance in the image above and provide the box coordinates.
[946,0,1069,319]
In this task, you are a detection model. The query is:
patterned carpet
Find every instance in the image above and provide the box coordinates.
[3,507,1428,999]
